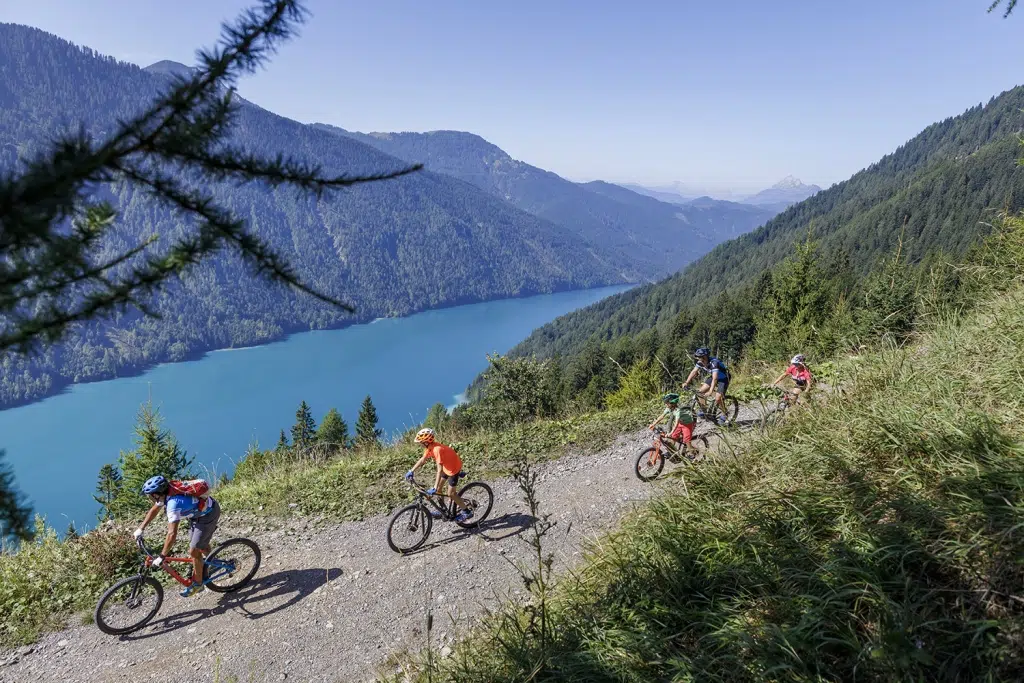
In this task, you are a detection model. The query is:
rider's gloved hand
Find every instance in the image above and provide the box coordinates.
[151,555,164,568]
[425,487,436,496]
[404,470,414,481]
[133,528,144,540]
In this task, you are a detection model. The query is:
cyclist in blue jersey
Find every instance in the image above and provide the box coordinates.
[133,475,220,597]
[682,347,731,424]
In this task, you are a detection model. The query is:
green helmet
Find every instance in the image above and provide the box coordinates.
[661,392,680,405]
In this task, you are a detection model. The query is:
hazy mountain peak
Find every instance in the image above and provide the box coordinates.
[773,175,807,189]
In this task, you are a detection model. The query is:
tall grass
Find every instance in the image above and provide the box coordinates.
[388,276,1024,681]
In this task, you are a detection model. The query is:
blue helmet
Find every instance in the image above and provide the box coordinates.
[694,347,711,358]
[142,475,169,495]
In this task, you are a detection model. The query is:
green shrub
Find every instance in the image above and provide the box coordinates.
[0,518,137,646]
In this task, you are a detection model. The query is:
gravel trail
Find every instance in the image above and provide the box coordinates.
[0,407,763,683]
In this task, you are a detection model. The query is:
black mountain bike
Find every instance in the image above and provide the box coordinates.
[634,426,710,481]
[683,386,740,427]
[386,474,494,554]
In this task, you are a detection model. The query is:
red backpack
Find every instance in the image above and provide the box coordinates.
[168,479,211,511]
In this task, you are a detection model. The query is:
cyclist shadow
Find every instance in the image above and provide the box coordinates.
[120,567,343,641]
[403,511,536,557]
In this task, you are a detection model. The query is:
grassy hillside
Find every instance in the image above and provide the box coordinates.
[510,85,1024,361]
[388,218,1024,683]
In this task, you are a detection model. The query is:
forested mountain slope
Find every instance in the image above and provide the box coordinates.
[314,126,779,276]
[0,25,629,408]
[510,85,1024,360]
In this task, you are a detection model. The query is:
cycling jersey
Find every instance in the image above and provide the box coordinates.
[786,364,811,385]
[162,494,217,524]
[660,405,695,426]
[427,443,462,476]
[695,358,730,381]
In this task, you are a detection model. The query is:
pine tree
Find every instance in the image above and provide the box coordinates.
[65,522,79,540]
[0,449,33,541]
[94,463,123,522]
[317,408,350,449]
[423,403,449,432]
[290,400,317,449]
[109,402,192,518]
[276,429,289,452]
[355,395,382,449]
[753,231,839,359]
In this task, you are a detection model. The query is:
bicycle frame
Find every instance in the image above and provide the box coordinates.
[136,537,236,587]
[406,477,462,520]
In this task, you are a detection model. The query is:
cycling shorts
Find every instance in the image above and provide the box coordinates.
[669,422,694,445]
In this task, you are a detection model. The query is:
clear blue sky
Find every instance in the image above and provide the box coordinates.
[2,1,1022,191]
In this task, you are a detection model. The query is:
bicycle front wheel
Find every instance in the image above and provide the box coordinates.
[206,538,262,593]
[454,482,494,529]
[387,503,432,553]
[94,575,163,635]
[635,447,665,481]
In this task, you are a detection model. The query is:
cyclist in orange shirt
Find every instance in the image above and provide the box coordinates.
[405,428,474,522]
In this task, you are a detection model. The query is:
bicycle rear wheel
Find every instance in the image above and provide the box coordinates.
[387,503,432,553]
[94,575,163,635]
[723,396,740,424]
[206,538,262,593]
[687,434,710,463]
[454,482,494,529]
[635,447,665,481]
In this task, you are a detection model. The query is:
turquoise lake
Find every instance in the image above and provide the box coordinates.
[0,285,630,532]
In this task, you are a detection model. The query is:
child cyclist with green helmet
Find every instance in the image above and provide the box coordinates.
[648,392,697,454]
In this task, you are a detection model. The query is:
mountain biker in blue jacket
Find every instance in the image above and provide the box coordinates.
[683,347,731,424]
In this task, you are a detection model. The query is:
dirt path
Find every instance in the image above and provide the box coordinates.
[0,408,763,683]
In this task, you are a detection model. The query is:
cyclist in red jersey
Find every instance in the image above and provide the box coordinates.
[405,428,473,522]
[771,354,813,402]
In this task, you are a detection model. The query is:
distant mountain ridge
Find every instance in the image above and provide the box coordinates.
[313,125,781,278]
[621,176,822,207]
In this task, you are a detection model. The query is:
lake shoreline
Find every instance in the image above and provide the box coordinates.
[0,281,637,413]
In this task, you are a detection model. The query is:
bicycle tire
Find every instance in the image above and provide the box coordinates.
[635,447,665,482]
[454,482,494,529]
[205,538,262,593]
[724,396,740,424]
[94,575,163,636]
[387,503,432,553]
[689,433,710,462]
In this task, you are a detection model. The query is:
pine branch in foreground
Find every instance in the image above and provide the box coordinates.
[0,0,422,355]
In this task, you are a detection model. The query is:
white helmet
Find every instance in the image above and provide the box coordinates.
[414,428,436,444]
[791,354,806,365]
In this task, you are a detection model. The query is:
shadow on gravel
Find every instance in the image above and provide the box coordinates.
[403,512,536,556]
[120,567,343,641]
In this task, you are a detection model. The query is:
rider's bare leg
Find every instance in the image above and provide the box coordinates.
[447,480,468,511]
